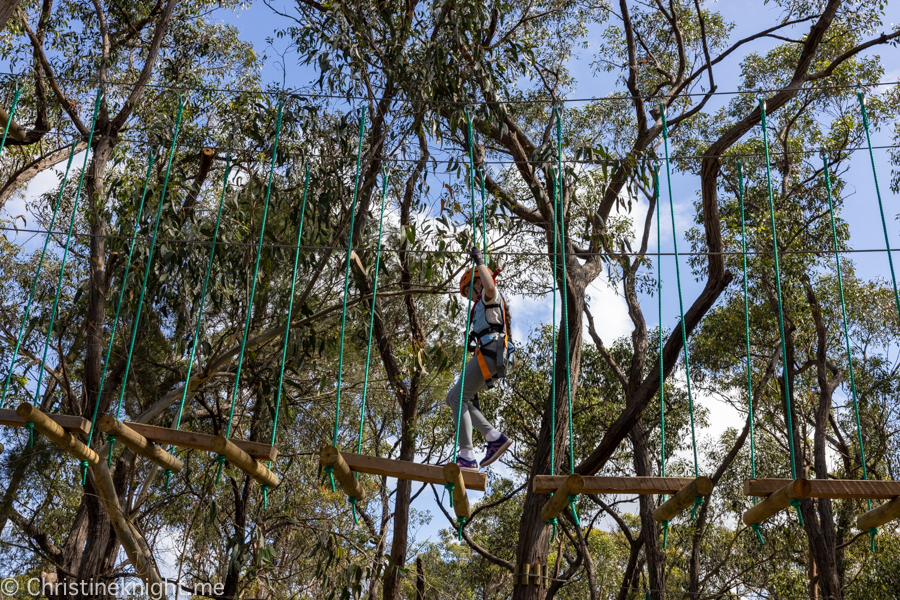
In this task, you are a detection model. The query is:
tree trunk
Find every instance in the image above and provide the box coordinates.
[416,557,425,600]
[382,398,418,600]
[512,268,587,600]
[0,0,19,32]
[630,423,665,600]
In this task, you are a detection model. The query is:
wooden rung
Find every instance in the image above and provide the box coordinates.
[533,475,695,495]
[98,416,183,473]
[857,496,900,530]
[0,408,90,435]
[540,473,583,522]
[211,435,279,488]
[744,478,900,500]
[743,478,810,525]
[335,450,487,491]
[16,403,99,466]
[124,422,277,462]
[443,462,472,520]
[319,446,365,500]
[653,476,714,522]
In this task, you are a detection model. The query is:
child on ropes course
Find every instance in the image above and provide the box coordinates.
[445,246,514,470]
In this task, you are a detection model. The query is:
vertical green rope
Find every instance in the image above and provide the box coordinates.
[821,154,875,540]
[479,168,487,254]
[217,100,284,484]
[164,153,232,490]
[0,140,78,409]
[108,96,183,465]
[356,166,388,456]
[555,107,579,527]
[31,89,102,455]
[857,92,900,323]
[659,105,700,480]
[331,107,366,451]
[548,107,562,543]
[264,162,311,507]
[759,99,802,526]
[654,163,670,548]
[738,162,765,545]
[0,83,22,156]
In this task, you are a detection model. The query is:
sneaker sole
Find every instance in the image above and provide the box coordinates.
[459,465,480,472]
[480,438,513,467]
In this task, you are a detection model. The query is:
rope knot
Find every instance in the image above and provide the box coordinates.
[444,482,455,508]
[348,496,358,524]
[80,461,89,486]
[548,517,558,543]
[690,495,704,521]
[163,469,172,492]
[869,527,878,552]
[661,520,669,549]
[457,516,466,541]
[751,523,765,545]
[106,435,116,467]
[323,465,336,492]
[789,498,804,526]
[262,485,269,510]
[26,421,34,449]
[567,495,580,527]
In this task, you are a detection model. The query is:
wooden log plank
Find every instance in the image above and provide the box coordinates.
[653,476,714,522]
[124,422,277,461]
[0,408,90,434]
[16,403,98,465]
[857,496,900,530]
[338,450,487,491]
[744,478,900,500]
[319,446,365,500]
[742,479,810,525]
[98,416,183,473]
[212,435,279,488]
[443,462,472,520]
[533,475,695,495]
[540,474,584,522]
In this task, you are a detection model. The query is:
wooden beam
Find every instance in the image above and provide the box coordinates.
[16,403,98,465]
[337,450,487,491]
[319,446,365,500]
[211,435,279,488]
[533,475,695,495]
[742,478,810,525]
[0,107,26,142]
[857,496,900,530]
[653,476,714,522]
[124,422,277,462]
[98,416,183,473]
[744,478,900,500]
[443,462,472,520]
[0,408,90,434]
[540,474,583,522]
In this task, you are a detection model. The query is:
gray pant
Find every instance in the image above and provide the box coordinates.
[445,351,497,451]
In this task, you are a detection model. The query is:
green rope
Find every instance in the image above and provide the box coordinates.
[738,162,765,546]
[822,154,872,509]
[758,98,799,483]
[555,108,575,477]
[87,150,156,447]
[451,108,479,462]
[109,95,183,464]
[165,153,232,488]
[0,140,78,409]
[349,496,358,524]
[857,92,900,323]
[654,163,666,500]
[269,163,311,485]
[457,516,466,541]
[479,168,487,254]
[549,109,561,481]
[31,89,102,451]
[549,517,558,542]
[0,83,22,154]
[218,100,284,483]
[659,105,700,480]
[355,166,388,456]
[332,107,366,449]
[662,521,669,549]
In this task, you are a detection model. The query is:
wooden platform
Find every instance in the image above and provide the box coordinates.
[124,422,277,462]
[533,476,695,495]
[337,451,487,491]
[744,478,900,500]
[0,408,90,435]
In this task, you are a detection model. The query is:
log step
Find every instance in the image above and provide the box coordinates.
[212,435,279,488]
[653,476,714,522]
[0,408,90,434]
[124,422,277,462]
[98,416,183,473]
[533,475,696,495]
[16,403,98,465]
[744,478,900,500]
[333,449,487,491]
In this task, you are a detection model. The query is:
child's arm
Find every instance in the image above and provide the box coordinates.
[470,246,498,302]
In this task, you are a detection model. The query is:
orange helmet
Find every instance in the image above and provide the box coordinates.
[459,266,499,296]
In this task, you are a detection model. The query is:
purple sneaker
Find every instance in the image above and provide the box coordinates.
[457,456,479,471]
[481,433,512,467]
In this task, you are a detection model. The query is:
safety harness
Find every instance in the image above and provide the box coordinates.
[469,294,512,389]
